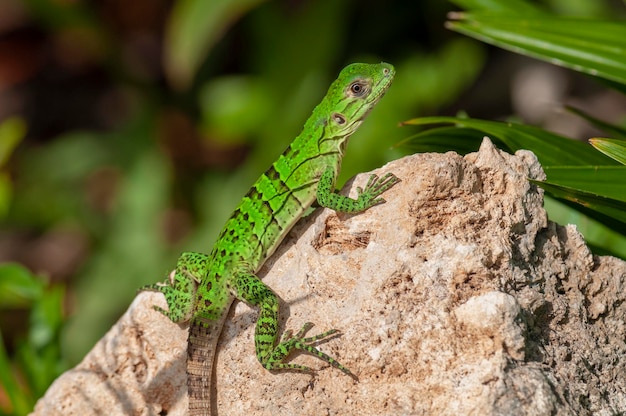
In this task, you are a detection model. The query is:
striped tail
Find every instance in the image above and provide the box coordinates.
[187,312,229,416]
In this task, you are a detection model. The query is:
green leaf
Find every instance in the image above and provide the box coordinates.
[401,116,617,166]
[530,179,626,226]
[30,286,64,350]
[446,14,626,85]
[543,166,626,202]
[449,0,545,16]
[589,138,626,165]
[164,0,267,90]
[0,263,44,307]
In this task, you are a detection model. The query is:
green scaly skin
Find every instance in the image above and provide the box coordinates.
[141,62,398,415]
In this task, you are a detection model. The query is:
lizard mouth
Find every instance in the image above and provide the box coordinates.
[371,64,395,104]
[355,65,394,122]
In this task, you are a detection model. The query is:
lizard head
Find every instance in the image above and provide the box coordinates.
[323,62,395,138]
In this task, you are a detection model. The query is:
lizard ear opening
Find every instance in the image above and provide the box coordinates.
[332,113,347,125]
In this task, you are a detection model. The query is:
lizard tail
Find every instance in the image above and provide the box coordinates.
[187,315,225,416]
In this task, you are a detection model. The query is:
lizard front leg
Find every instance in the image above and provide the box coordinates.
[316,166,400,213]
[228,270,355,378]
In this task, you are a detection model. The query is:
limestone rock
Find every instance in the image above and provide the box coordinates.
[32,138,626,415]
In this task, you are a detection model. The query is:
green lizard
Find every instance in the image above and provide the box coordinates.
[141,62,397,415]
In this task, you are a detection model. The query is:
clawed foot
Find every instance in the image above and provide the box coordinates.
[263,322,357,380]
[356,172,401,208]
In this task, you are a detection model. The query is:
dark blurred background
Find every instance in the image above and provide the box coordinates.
[0,0,625,410]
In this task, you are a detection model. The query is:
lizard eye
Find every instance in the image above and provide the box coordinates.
[332,113,346,125]
[348,81,367,97]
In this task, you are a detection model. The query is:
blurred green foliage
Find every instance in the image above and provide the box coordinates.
[405,0,626,256]
[0,0,625,412]
[0,118,25,218]
[0,264,64,415]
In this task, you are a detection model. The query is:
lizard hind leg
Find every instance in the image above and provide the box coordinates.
[139,251,209,323]
[230,271,356,379]
[266,322,357,379]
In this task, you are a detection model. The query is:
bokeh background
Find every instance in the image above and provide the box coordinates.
[1,0,625,412]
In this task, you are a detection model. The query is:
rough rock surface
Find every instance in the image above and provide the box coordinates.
[33,138,626,415]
